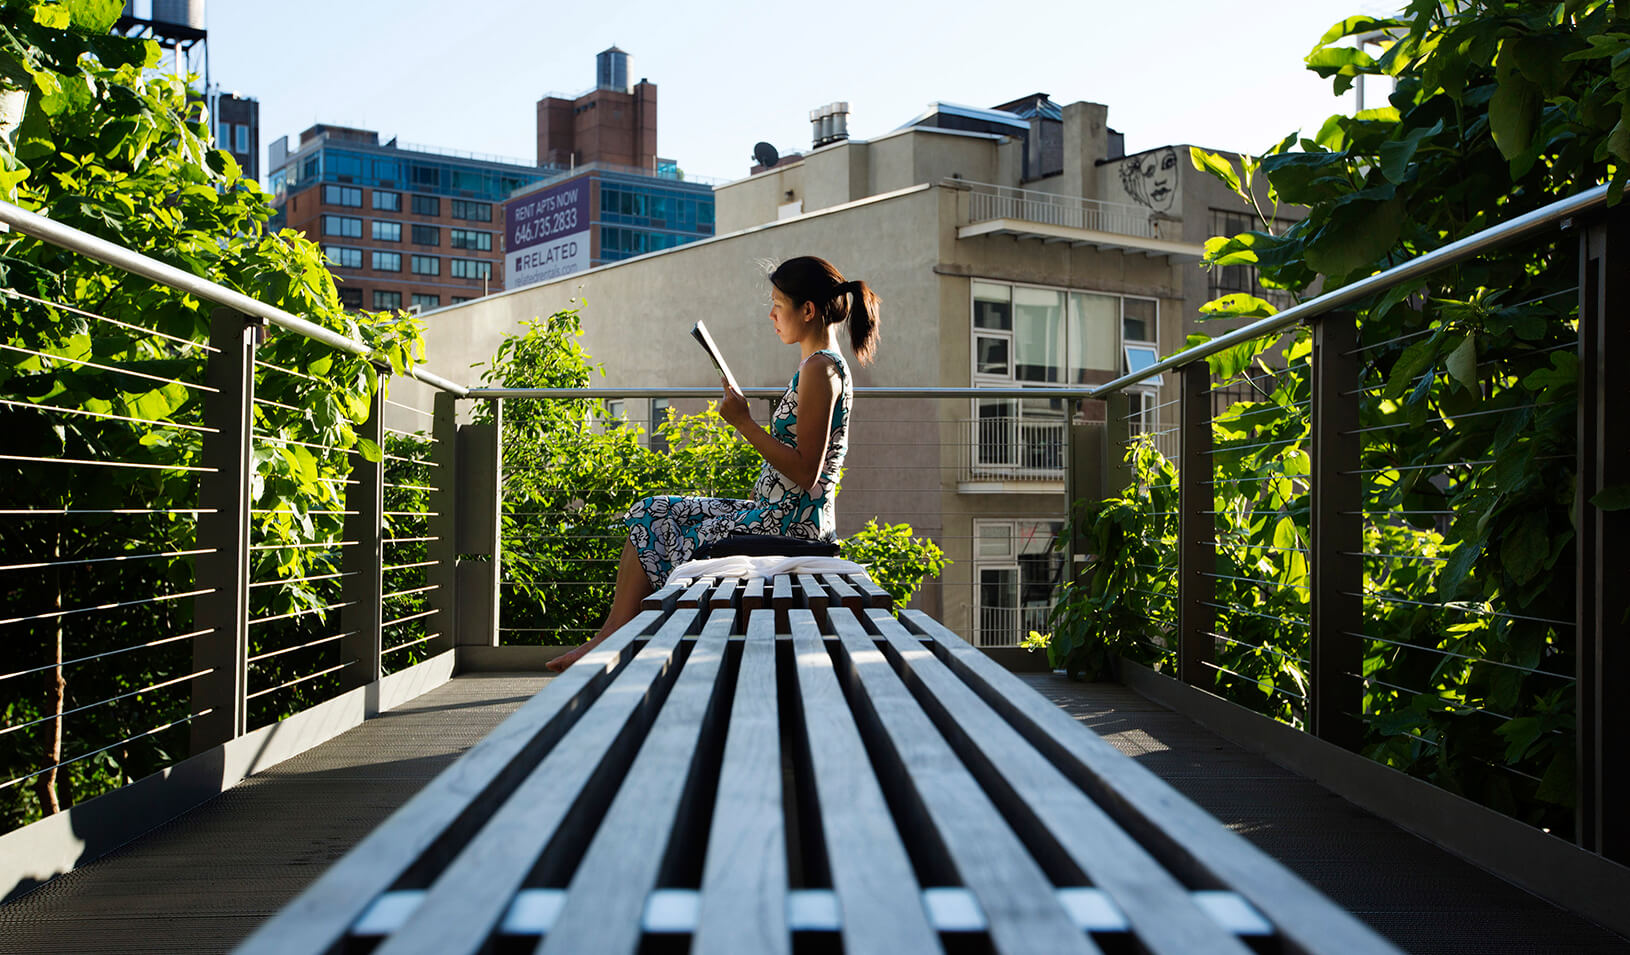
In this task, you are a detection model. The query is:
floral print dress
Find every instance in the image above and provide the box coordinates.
[624,349,852,589]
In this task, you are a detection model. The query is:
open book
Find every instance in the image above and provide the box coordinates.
[691,321,741,395]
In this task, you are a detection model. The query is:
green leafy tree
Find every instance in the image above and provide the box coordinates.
[1052,0,1628,831]
[0,0,424,829]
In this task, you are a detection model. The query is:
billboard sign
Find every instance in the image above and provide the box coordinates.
[505,177,591,289]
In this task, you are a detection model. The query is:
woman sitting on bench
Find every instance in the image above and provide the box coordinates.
[547,256,881,672]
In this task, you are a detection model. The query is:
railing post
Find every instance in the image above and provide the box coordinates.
[1064,417,1103,584]
[1577,206,1630,862]
[456,399,502,647]
[1309,313,1364,749]
[190,308,257,753]
[426,391,458,657]
[1101,392,1133,499]
[338,384,385,695]
[1176,363,1215,686]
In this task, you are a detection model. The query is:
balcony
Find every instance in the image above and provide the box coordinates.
[0,183,1628,952]
[958,182,1205,259]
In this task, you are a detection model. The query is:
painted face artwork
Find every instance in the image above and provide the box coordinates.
[1119,147,1179,213]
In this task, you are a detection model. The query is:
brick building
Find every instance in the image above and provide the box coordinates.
[535,47,659,172]
[268,125,553,312]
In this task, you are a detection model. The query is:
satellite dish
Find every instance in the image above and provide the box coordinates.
[752,142,780,169]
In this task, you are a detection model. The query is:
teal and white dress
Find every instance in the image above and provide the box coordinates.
[625,349,852,589]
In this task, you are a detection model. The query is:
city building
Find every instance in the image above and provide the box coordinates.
[503,48,715,287]
[267,125,554,312]
[396,92,1297,648]
[213,91,258,183]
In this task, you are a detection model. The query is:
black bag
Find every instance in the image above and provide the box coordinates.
[692,534,842,560]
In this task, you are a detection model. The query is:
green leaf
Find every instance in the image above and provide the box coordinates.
[1189,147,1241,194]
[64,0,123,34]
[1378,118,1443,183]
[32,5,71,29]
[1589,484,1630,511]
[357,437,382,463]
[1445,335,1477,391]
[1489,65,1541,161]
[1500,511,1548,586]
[1304,197,1405,278]
[1199,292,1278,322]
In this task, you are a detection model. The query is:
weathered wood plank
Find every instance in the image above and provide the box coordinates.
[788,609,940,954]
[709,577,738,609]
[234,609,668,955]
[826,607,1093,954]
[543,613,734,953]
[694,612,787,954]
[795,573,830,628]
[819,573,863,613]
[678,576,715,609]
[741,577,765,615]
[867,610,1249,954]
[846,573,892,609]
[642,582,685,612]
[896,609,1401,955]
[364,609,701,955]
[772,575,794,631]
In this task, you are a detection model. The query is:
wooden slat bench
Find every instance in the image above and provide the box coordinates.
[236,573,1397,954]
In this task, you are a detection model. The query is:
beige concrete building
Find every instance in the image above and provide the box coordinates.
[400,94,1281,647]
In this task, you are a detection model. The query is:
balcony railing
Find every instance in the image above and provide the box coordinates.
[965,181,1158,238]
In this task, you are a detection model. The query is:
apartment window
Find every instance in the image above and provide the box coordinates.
[411,293,440,311]
[1207,209,1297,310]
[603,399,625,430]
[451,296,471,305]
[371,251,401,272]
[372,220,402,242]
[649,398,671,453]
[324,185,362,207]
[450,258,492,280]
[374,290,402,310]
[410,254,439,276]
[373,190,401,212]
[323,245,362,269]
[1123,298,1155,344]
[973,520,1064,648]
[449,228,493,251]
[411,224,440,246]
[451,199,492,222]
[218,121,232,148]
[411,194,440,216]
[235,125,249,154]
[322,215,362,238]
[337,287,363,309]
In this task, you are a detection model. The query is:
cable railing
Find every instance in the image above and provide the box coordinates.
[1076,182,1625,859]
[0,198,465,837]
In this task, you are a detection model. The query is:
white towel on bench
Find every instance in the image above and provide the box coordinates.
[664,554,870,586]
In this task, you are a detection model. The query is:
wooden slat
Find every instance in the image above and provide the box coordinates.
[709,577,738,609]
[846,573,892,609]
[694,612,787,954]
[787,610,940,954]
[795,573,830,627]
[234,609,667,955]
[826,607,1093,954]
[367,609,701,955]
[740,576,765,614]
[867,610,1250,954]
[772,575,794,631]
[678,576,715,609]
[543,613,734,953]
[642,582,685,612]
[896,610,1401,955]
[820,573,863,613]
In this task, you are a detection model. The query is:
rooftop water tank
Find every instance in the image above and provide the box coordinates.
[152,0,205,30]
[596,46,629,93]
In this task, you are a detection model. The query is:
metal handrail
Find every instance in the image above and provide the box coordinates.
[0,199,468,397]
[465,386,1103,400]
[1087,183,1611,396]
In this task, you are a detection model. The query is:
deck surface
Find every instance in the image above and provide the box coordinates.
[0,669,1624,954]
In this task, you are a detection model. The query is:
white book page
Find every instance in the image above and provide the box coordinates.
[691,321,742,395]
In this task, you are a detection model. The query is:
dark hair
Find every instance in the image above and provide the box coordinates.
[769,255,881,365]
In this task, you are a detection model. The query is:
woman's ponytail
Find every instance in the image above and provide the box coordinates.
[769,257,882,366]
[843,280,880,366]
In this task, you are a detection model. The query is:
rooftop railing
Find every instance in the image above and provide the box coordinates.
[963,181,1158,238]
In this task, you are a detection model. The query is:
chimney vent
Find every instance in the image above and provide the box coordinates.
[810,101,850,149]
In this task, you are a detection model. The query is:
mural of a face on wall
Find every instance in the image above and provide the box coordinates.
[1119,147,1179,213]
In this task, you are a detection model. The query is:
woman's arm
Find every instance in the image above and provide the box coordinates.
[719,356,840,494]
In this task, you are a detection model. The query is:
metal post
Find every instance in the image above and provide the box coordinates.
[456,400,502,647]
[1309,313,1364,750]
[1101,392,1133,499]
[190,308,257,753]
[1176,363,1215,686]
[426,391,458,657]
[1577,206,1630,861]
[1064,417,1104,584]
[339,386,385,693]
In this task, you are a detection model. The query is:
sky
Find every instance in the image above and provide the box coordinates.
[190,0,1401,186]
